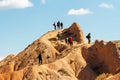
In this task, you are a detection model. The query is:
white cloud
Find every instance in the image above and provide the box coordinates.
[0,0,33,9]
[41,0,46,4]
[68,8,93,15]
[99,3,114,9]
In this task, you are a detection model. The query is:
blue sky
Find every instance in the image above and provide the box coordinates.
[0,0,120,60]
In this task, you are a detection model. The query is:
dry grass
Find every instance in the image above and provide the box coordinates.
[95,73,112,80]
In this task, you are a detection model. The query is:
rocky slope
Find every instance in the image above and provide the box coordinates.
[0,22,120,80]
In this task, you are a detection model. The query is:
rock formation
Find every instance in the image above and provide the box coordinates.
[0,22,120,80]
[62,22,85,43]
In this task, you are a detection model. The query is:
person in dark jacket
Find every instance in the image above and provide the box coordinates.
[38,53,42,64]
[53,22,56,30]
[57,21,60,29]
[65,37,69,44]
[57,32,61,40]
[60,22,63,29]
[86,33,91,44]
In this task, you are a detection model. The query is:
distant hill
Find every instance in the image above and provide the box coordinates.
[0,22,120,80]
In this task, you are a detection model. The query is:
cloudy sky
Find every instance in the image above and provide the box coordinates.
[0,0,120,60]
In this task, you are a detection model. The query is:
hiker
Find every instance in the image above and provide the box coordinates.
[38,53,42,64]
[69,37,73,46]
[60,22,63,29]
[86,33,91,44]
[57,21,60,29]
[57,32,61,40]
[65,37,69,44]
[53,22,56,30]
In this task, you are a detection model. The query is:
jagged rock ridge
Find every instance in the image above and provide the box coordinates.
[0,22,120,80]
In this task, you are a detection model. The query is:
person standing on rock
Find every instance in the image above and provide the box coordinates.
[65,37,69,44]
[38,53,42,64]
[60,22,63,29]
[57,32,61,40]
[53,22,56,30]
[57,21,60,29]
[86,33,91,44]
[69,37,73,46]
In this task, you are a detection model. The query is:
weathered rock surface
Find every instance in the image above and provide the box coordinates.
[0,22,120,80]
[82,40,120,74]
[62,22,86,43]
[0,54,15,67]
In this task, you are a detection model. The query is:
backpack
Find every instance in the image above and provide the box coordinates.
[86,35,90,38]
[86,35,88,38]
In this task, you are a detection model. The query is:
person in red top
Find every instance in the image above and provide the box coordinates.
[69,37,73,46]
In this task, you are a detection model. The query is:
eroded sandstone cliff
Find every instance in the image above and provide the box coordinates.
[0,22,120,80]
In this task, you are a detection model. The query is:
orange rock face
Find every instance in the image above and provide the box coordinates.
[0,22,120,80]
[62,22,86,43]
[82,40,120,74]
